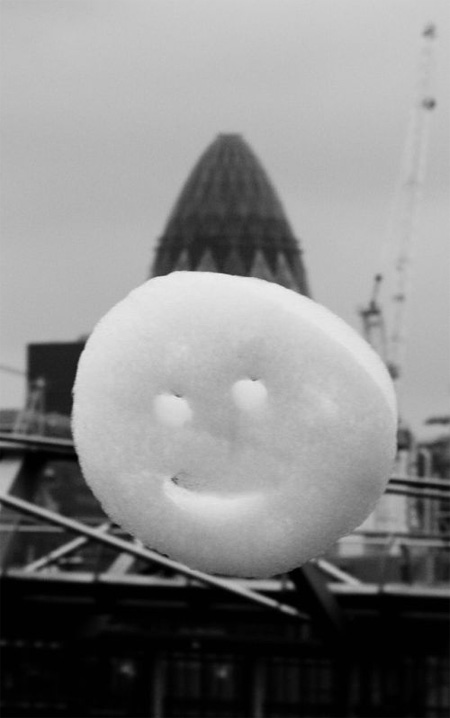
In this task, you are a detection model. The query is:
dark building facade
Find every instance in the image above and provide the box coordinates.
[27,342,85,417]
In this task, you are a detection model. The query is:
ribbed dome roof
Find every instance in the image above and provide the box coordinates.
[151,134,310,295]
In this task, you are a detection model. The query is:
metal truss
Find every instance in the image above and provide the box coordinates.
[1,431,449,638]
[0,491,305,620]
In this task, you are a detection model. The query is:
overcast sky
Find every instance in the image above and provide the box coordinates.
[1,0,449,436]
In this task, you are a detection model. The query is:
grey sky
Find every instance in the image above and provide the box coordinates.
[1,0,449,436]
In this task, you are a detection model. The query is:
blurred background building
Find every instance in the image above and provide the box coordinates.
[1,131,449,718]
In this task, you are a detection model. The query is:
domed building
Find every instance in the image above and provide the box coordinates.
[151,133,311,296]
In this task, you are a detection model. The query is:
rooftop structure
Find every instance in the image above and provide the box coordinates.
[151,134,311,295]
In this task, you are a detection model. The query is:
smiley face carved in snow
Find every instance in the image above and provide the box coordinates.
[72,272,397,578]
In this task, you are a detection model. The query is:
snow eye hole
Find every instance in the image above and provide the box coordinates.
[154,393,192,427]
[232,378,268,411]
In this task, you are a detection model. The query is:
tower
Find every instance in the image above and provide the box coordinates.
[151,134,311,296]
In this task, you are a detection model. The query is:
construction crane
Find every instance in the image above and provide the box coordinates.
[360,23,437,395]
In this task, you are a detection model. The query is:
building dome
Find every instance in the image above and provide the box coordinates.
[151,134,311,295]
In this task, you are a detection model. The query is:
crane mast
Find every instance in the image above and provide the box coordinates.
[361,24,437,394]
[387,23,437,386]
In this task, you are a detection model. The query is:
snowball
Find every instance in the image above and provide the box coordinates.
[72,271,397,578]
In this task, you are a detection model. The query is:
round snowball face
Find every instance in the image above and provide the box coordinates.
[72,272,397,578]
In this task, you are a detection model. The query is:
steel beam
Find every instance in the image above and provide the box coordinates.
[22,521,111,572]
[0,457,23,497]
[0,432,75,457]
[290,563,347,644]
[0,493,305,620]
[314,558,362,586]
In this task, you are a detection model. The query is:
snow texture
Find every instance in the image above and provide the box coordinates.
[72,272,397,578]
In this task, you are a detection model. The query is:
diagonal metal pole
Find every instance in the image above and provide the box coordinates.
[22,521,112,573]
[386,487,450,500]
[0,493,305,620]
[390,475,450,491]
[313,558,362,586]
[0,432,75,455]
